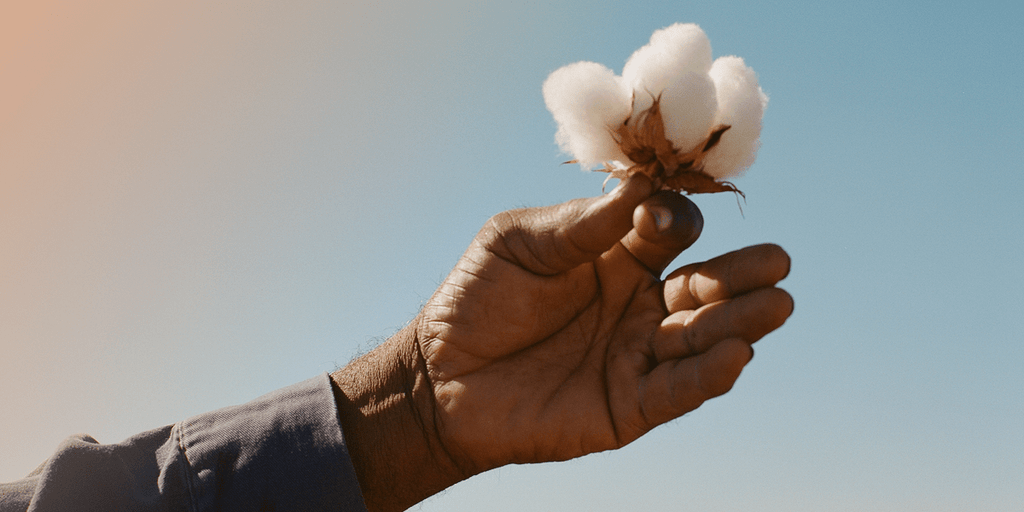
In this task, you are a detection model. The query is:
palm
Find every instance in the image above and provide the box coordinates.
[419,239,662,468]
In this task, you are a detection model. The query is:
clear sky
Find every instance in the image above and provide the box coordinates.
[2,1,1022,510]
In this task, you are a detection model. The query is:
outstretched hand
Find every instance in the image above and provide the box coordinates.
[419,174,792,471]
[332,175,792,512]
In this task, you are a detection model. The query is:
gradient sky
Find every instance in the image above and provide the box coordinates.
[2,1,1022,510]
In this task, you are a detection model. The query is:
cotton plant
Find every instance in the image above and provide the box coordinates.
[543,23,767,197]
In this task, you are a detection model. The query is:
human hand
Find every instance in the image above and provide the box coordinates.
[332,175,792,511]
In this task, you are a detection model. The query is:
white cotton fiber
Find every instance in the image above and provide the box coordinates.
[542,61,632,169]
[621,23,713,96]
[657,72,718,159]
[543,23,767,184]
[621,23,719,160]
[702,56,768,179]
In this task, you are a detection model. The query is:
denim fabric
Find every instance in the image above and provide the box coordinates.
[0,374,368,512]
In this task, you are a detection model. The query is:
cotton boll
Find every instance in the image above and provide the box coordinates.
[621,23,713,115]
[542,23,767,196]
[543,61,632,168]
[702,56,768,179]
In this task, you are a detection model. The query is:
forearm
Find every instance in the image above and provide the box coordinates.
[330,323,468,512]
[2,375,365,512]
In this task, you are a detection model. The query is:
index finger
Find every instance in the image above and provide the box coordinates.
[663,244,791,313]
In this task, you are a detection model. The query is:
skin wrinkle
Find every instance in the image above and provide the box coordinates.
[419,308,457,346]
[634,332,665,438]
[454,256,493,283]
[520,281,602,373]
[425,267,605,382]
[648,280,670,364]
[423,341,485,381]
[480,214,524,267]
[555,223,595,269]
[636,375,654,431]
[597,328,624,446]
[561,200,618,264]
[533,361,582,445]
[493,230,545,275]
[679,311,701,360]
[513,264,594,340]
[488,211,559,276]
[685,263,705,311]
[691,353,709,401]
[525,227,564,276]
[428,270,518,355]
[599,274,646,447]
[616,239,663,278]
[720,251,737,300]
[411,333,475,479]
[491,196,630,277]
[430,283,465,311]
[431,287,483,338]
[610,354,649,446]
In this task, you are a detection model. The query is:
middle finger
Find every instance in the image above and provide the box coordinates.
[652,287,793,361]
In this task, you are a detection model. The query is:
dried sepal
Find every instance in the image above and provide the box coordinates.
[603,95,743,199]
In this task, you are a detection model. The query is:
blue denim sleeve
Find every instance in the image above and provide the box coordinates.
[0,374,369,512]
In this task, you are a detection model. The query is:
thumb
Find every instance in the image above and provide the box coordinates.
[561,173,659,260]
[485,173,654,275]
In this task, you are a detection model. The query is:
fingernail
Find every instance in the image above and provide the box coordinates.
[651,205,672,232]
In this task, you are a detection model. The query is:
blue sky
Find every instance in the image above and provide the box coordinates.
[2,1,1022,509]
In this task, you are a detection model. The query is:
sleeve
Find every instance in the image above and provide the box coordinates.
[0,374,369,512]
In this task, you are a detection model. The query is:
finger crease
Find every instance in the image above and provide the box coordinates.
[637,378,654,429]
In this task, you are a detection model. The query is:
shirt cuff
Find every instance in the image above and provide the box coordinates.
[174,373,368,511]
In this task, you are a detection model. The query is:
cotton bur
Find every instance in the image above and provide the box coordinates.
[543,23,767,197]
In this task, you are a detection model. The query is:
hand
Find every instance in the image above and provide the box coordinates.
[332,175,793,511]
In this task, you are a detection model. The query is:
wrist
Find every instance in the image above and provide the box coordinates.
[330,322,468,512]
